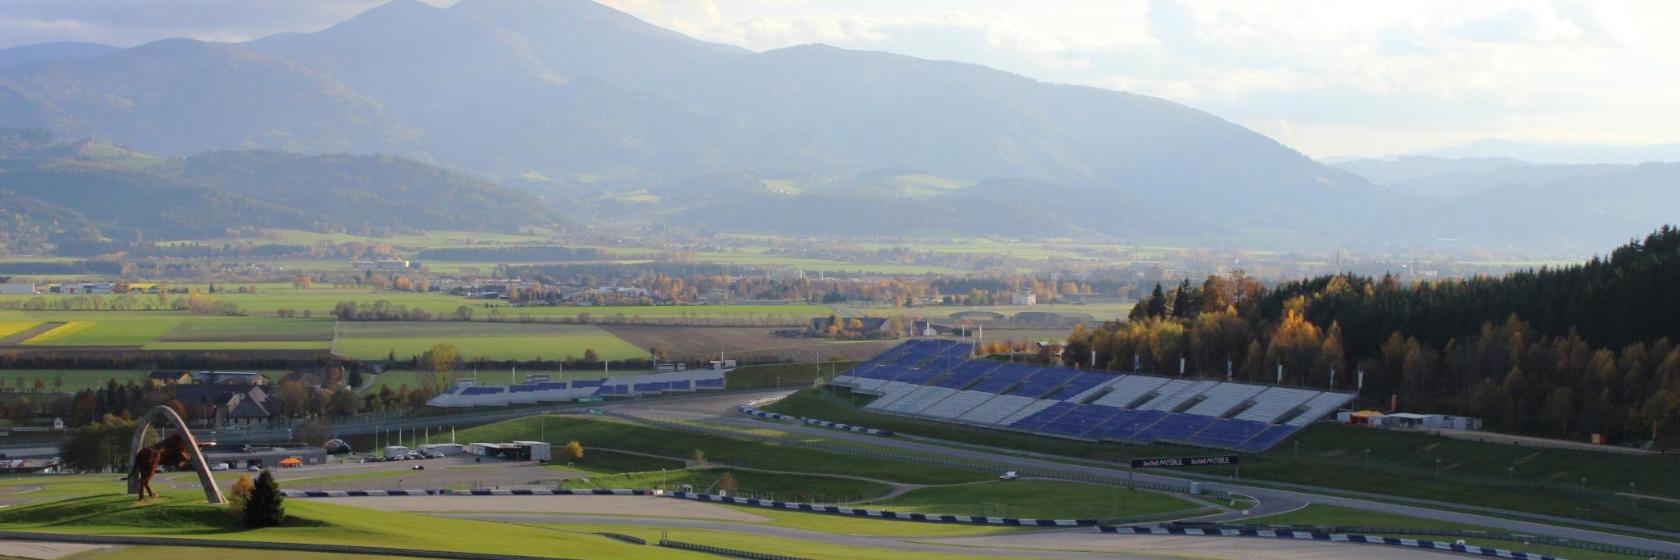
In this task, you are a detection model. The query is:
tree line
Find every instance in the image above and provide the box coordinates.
[1067,226,1680,445]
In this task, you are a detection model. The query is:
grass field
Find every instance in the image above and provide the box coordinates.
[336,321,646,362]
[767,386,1680,532]
[564,468,892,503]
[874,480,1196,521]
[455,416,988,486]
[0,474,1012,560]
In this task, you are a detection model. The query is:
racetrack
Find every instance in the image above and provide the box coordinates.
[598,389,1680,556]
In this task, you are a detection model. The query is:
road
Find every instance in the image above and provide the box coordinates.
[600,389,1680,556]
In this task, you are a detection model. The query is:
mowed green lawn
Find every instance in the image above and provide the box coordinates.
[336,321,646,362]
[873,480,1197,521]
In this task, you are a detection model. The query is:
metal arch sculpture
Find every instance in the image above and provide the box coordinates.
[323,438,353,454]
[127,405,226,504]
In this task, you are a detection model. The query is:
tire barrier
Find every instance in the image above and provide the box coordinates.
[594,532,647,545]
[666,491,1097,527]
[736,403,893,436]
[736,405,798,422]
[658,538,811,560]
[801,418,893,436]
[282,488,653,498]
[1103,526,1565,560]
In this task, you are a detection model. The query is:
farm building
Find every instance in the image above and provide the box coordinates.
[175,384,276,429]
[0,283,37,295]
[466,441,550,461]
[204,445,327,469]
[418,443,466,456]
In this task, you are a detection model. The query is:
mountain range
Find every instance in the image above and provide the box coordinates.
[0,0,1674,251]
[0,128,560,256]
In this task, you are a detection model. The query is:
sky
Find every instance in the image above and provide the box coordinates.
[1,0,1675,158]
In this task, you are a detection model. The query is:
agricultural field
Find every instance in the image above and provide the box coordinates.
[0,311,332,351]
[0,289,835,322]
[335,321,646,362]
[602,325,893,362]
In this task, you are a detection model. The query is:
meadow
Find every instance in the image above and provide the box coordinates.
[335,321,646,362]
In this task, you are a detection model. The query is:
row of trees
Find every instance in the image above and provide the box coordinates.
[1068,227,1680,444]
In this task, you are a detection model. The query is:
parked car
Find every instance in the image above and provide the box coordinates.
[209,462,229,471]
[247,465,260,472]
[998,471,1018,481]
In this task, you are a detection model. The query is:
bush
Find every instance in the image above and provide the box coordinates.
[227,473,254,517]
[563,440,584,462]
[243,470,285,527]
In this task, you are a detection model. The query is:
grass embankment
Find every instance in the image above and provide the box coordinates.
[767,386,1680,532]
[456,416,985,486]
[555,448,892,502]
[725,361,858,391]
[875,480,1197,521]
[1251,505,1647,560]
[0,493,679,559]
[526,522,1018,560]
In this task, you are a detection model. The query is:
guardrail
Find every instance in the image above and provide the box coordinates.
[668,491,1098,526]
[594,532,647,545]
[1174,523,1677,560]
[657,537,811,560]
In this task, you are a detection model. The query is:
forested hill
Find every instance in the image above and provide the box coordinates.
[1073,226,1680,445]
[0,129,563,256]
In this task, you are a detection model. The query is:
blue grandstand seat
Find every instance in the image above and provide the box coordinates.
[932,362,997,389]
[1039,404,1123,438]
[1008,401,1076,431]
[1237,425,1300,452]
[1047,372,1114,400]
[695,378,725,389]
[1136,413,1216,444]
[966,364,1037,394]
[1088,409,1167,442]
[1187,419,1273,448]
[1006,369,1071,398]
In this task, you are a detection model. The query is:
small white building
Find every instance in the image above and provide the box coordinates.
[0,283,36,295]
[1011,292,1037,305]
[1378,413,1482,431]
[418,443,465,456]
[514,441,552,461]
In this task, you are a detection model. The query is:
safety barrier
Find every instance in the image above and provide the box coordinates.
[736,405,798,422]
[658,538,811,560]
[283,488,652,498]
[1104,526,1565,560]
[594,532,647,545]
[801,417,893,436]
[737,402,893,436]
[666,491,1097,526]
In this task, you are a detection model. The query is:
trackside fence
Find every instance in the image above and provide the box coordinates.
[657,538,811,560]
[608,411,1231,501]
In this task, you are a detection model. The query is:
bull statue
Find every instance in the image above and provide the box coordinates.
[124,433,193,501]
[126,406,226,504]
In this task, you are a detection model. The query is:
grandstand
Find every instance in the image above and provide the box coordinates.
[427,367,728,407]
[830,339,1354,452]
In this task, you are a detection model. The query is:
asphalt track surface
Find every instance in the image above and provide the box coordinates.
[600,389,1680,556]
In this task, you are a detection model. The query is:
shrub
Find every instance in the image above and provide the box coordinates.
[226,473,254,517]
[563,441,584,462]
[243,470,285,527]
